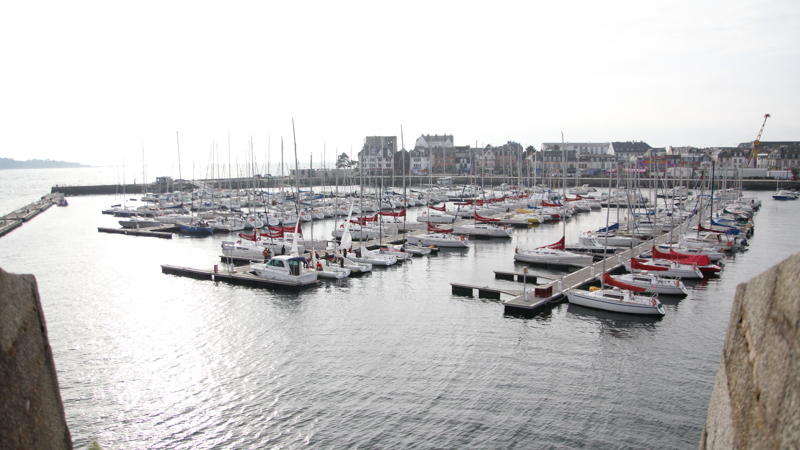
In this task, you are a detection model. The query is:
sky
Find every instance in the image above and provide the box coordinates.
[1,0,798,177]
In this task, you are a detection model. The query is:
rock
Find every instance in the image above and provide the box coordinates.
[700,252,800,449]
[0,268,72,449]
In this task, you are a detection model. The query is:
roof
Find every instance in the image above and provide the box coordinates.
[611,142,652,153]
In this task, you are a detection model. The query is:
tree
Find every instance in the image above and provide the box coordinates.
[336,153,351,169]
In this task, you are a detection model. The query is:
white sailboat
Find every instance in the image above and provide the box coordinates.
[566,273,666,315]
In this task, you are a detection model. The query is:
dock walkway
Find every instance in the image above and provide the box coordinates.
[0,193,64,238]
[161,264,318,290]
[502,217,696,314]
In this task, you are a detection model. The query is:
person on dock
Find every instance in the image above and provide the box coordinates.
[262,248,271,260]
[281,245,286,255]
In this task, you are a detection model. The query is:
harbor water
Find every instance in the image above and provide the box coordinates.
[1,167,799,449]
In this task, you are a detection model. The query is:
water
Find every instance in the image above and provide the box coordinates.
[1,168,798,449]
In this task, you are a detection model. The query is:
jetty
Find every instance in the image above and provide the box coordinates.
[0,193,64,238]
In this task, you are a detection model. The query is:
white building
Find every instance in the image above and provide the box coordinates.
[541,142,610,155]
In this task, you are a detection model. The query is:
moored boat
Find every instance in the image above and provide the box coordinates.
[567,273,666,315]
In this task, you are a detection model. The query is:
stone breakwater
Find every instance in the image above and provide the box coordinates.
[700,252,800,449]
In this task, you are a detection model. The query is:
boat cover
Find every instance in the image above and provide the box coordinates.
[603,272,647,293]
[699,224,740,235]
[428,204,446,212]
[380,209,406,217]
[474,213,500,223]
[652,246,710,266]
[427,223,453,233]
[537,236,565,250]
[630,258,668,271]
[269,224,302,234]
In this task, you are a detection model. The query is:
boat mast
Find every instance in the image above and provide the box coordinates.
[401,125,407,236]
[561,131,566,240]
[601,162,614,288]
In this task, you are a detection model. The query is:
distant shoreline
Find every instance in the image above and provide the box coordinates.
[0,158,91,170]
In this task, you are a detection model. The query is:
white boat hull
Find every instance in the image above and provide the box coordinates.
[405,234,469,248]
[567,289,665,315]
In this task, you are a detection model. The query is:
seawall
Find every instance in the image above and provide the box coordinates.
[51,177,800,196]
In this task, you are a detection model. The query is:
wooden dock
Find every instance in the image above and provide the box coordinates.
[98,226,175,239]
[493,270,552,285]
[450,283,523,300]
[161,264,318,290]
[0,193,64,238]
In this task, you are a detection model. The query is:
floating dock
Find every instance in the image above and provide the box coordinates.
[502,216,696,315]
[98,226,176,239]
[0,193,64,238]
[161,264,318,289]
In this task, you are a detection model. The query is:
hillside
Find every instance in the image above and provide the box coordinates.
[0,158,88,169]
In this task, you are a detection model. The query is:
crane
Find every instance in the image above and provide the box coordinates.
[750,114,770,168]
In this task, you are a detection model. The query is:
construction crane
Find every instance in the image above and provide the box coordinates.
[750,114,770,168]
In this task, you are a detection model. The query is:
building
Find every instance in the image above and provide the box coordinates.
[360,136,398,175]
[454,146,473,175]
[765,143,800,171]
[409,149,430,175]
[608,141,653,161]
[577,153,617,176]
[487,142,524,175]
[714,148,751,170]
[541,142,610,155]
[414,134,454,150]
[540,149,578,175]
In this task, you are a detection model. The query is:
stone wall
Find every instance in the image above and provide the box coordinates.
[0,268,72,449]
[700,252,800,449]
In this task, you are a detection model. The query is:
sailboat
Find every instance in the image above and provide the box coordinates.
[513,236,593,267]
[514,133,592,268]
[566,273,666,315]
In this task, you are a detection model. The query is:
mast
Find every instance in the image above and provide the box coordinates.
[401,125,407,236]
[176,131,183,194]
[601,162,614,287]
[561,131,566,240]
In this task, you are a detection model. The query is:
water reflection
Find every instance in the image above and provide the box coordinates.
[566,303,661,337]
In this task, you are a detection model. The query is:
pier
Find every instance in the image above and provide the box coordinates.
[502,218,695,315]
[0,193,64,238]
[97,226,175,239]
[160,264,319,289]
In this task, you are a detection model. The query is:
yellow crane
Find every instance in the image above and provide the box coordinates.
[750,114,770,168]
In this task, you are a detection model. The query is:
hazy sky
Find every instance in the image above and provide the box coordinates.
[1,0,798,176]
